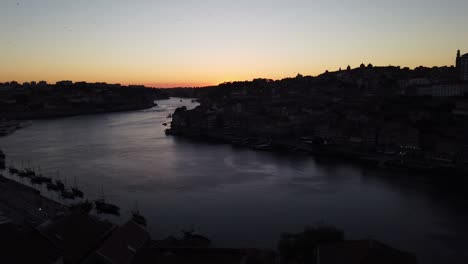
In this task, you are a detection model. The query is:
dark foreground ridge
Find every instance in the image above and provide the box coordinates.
[167,57,468,175]
[0,81,169,120]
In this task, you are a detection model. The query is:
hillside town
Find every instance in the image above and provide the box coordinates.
[0,81,168,120]
[167,51,468,175]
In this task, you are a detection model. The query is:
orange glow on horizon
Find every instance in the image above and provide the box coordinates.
[1,1,467,89]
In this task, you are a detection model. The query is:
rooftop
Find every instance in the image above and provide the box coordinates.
[96,220,150,264]
[37,211,116,264]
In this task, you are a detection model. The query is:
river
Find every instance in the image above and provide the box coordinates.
[0,98,467,263]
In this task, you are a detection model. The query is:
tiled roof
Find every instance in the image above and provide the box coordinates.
[96,220,150,264]
[37,211,115,264]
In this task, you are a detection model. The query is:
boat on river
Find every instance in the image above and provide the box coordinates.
[30,174,52,184]
[69,200,93,213]
[8,166,19,174]
[131,202,146,226]
[47,182,61,191]
[18,169,31,178]
[132,210,147,226]
[71,177,84,198]
[55,179,65,191]
[71,187,84,198]
[95,199,120,216]
[61,190,75,200]
[24,168,36,177]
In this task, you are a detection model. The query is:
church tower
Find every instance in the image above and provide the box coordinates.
[456,50,461,68]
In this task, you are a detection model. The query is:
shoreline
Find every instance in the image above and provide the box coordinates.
[0,101,159,138]
[166,129,468,179]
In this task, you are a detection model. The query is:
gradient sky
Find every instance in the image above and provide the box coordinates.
[1,0,468,87]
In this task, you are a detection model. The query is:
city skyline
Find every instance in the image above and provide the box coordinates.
[1,0,468,87]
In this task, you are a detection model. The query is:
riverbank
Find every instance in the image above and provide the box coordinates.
[0,81,169,120]
[0,119,31,137]
[166,127,468,178]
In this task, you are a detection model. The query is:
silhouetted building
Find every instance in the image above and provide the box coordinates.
[36,211,116,264]
[94,220,150,264]
[456,50,468,81]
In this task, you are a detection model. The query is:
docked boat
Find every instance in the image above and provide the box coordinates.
[71,187,84,198]
[69,200,93,213]
[132,210,147,226]
[40,176,52,184]
[61,190,75,200]
[0,151,4,169]
[47,182,61,191]
[18,170,30,178]
[71,177,84,198]
[55,179,65,191]
[131,202,146,226]
[8,166,19,174]
[24,168,36,177]
[95,199,120,216]
[30,176,42,184]
[30,174,52,184]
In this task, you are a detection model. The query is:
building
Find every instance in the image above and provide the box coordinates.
[416,83,468,97]
[456,50,468,81]
[94,220,150,264]
[36,211,116,264]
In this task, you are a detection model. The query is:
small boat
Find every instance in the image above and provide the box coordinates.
[24,168,36,177]
[55,179,65,191]
[71,177,84,198]
[0,152,4,169]
[61,190,75,200]
[30,175,52,184]
[132,210,147,226]
[95,199,120,216]
[47,182,61,191]
[8,167,19,174]
[40,176,52,184]
[131,202,146,226]
[69,200,93,213]
[18,170,30,178]
[30,176,41,184]
[71,187,83,198]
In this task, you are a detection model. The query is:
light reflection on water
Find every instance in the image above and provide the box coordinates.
[0,98,467,264]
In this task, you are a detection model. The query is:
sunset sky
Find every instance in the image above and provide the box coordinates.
[1,0,468,87]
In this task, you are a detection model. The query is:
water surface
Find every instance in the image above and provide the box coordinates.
[1,98,467,264]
